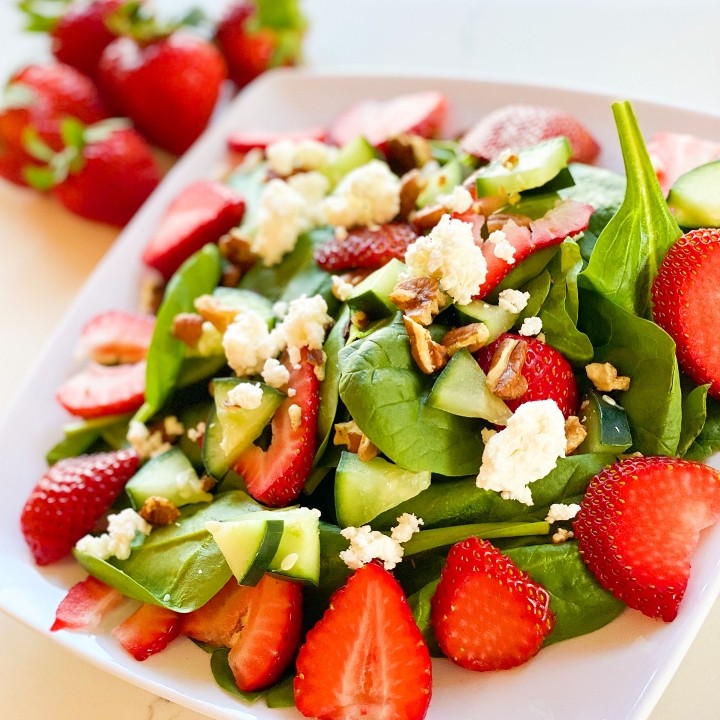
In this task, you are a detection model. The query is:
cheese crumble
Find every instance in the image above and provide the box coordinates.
[75,509,151,561]
[498,288,530,314]
[226,382,263,410]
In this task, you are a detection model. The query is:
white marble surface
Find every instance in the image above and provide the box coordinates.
[2,1,720,718]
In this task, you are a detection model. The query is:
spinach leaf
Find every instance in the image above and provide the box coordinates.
[580,290,682,456]
[678,382,709,457]
[560,163,626,263]
[338,315,483,476]
[45,413,131,464]
[134,244,222,423]
[489,245,559,301]
[685,396,720,462]
[537,240,593,364]
[506,543,625,645]
[580,102,681,318]
[74,491,261,612]
[408,580,442,657]
[516,269,551,325]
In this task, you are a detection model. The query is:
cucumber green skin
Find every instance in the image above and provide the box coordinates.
[321,137,378,187]
[335,451,431,528]
[427,349,512,424]
[474,137,572,197]
[416,158,463,208]
[577,390,632,455]
[347,259,406,318]
[667,160,720,228]
[454,300,516,342]
[125,446,213,508]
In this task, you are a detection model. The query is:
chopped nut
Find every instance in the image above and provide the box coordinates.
[564,416,587,454]
[307,348,326,381]
[220,262,243,287]
[441,323,490,355]
[409,203,445,231]
[194,294,239,333]
[200,475,217,493]
[384,134,433,175]
[585,362,631,392]
[139,496,181,527]
[389,276,444,326]
[485,337,528,400]
[398,168,427,220]
[357,434,379,462]
[350,310,369,329]
[499,149,519,169]
[403,315,448,374]
[333,420,364,453]
[218,228,257,270]
[486,212,533,234]
[139,274,165,315]
[552,527,574,544]
[171,313,204,347]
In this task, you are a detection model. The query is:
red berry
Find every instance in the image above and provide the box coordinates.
[112,603,181,661]
[651,228,720,399]
[431,536,554,671]
[227,125,327,154]
[77,309,155,365]
[574,456,720,621]
[51,576,123,632]
[20,449,139,566]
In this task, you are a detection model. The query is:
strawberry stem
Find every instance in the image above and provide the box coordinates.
[16,0,71,33]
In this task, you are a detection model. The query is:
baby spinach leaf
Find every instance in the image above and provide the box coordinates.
[45,413,131,464]
[135,244,222,424]
[506,543,625,645]
[685,396,720,461]
[580,290,682,456]
[580,102,681,318]
[74,491,261,612]
[408,580,442,657]
[516,269,551,325]
[678,382,709,457]
[338,315,483,476]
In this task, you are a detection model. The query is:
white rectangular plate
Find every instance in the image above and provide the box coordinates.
[2,69,720,720]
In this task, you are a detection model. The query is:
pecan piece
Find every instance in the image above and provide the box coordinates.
[398,168,427,220]
[171,312,204,347]
[139,496,181,527]
[403,315,448,374]
[564,416,588,454]
[485,337,528,400]
[409,203,445,231]
[384,134,433,175]
[194,294,239,333]
[441,323,490,355]
[389,276,443,326]
[218,228,257,270]
[585,362,631,392]
[333,420,378,461]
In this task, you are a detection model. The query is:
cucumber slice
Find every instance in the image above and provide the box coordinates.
[416,158,463,208]
[667,160,720,227]
[321,136,378,187]
[454,300,516,341]
[335,452,431,528]
[206,517,285,586]
[126,446,213,509]
[203,379,283,479]
[474,137,572,197]
[347,258,406,318]
[577,390,632,455]
[427,348,512,424]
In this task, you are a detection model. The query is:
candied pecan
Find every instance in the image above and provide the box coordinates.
[485,337,528,400]
[333,420,378,461]
[404,315,448,374]
[218,228,257,270]
[585,362,631,392]
[220,262,243,287]
[564,416,588,454]
[409,203,445,231]
[194,294,238,333]
[390,276,444,326]
[139,496,180,527]
[139,274,165,315]
[171,312,204,347]
[399,168,427,220]
[385,134,433,175]
[441,323,490,355]
[350,310,370,329]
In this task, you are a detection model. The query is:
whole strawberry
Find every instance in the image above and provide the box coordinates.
[574,456,720,621]
[215,0,306,90]
[21,448,139,565]
[652,228,720,399]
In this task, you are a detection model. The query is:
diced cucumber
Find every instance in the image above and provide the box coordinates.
[427,349,512,424]
[203,379,283,479]
[176,402,213,471]
[347,258,406,318]
[497,192,561,220]
[474,137,572,197]
[667,160,720,227]
[126,446,213,508]
[321,136,378,187]
[335,452,431,528]
[416,158,463,208]
[577,390,632,455]
[206,517,285,586]
[454,300,516,341]
[489,245,559,300]
[207,507,321,585]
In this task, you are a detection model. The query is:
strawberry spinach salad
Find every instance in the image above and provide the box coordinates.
[20,91,720,718]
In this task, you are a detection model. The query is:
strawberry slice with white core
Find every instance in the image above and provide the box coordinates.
[76,310,155,365]
[56,360,146,418]
[574,456,720,621]
[227,125,328,153]
[51,576,123,632]
[112,603,181,661]
[646,131,720,196]
[142,180,246,280]
[329,91,448,149]
[460,104,600,163]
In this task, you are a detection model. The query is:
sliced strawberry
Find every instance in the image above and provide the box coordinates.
[652,228,720,399]
[77,310,155,365]
[234,354,319,507]
[294,562,432,720]
[20,448,139,565]
[51,576,124,632]
[142,180,246,280]
[227,125,327,153]
[460,104,600,163]
[314,222,418,272]
[329,91,448,150]
[574,456,720,621]
[476,333,579,418]
[647,131,720,196]
[112,603,181,661]
[431,536,554,671]
[475,199,593,299]
[56,360,146,419]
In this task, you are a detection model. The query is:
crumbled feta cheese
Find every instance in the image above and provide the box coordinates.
[262,358,290,388]
[274,295,333,365]
[438,185,474,214]
[552,527,575,544]
[226,382,263,410]
[405,214,487,305]
[390,513,424,543]
[288,403,302,431]
[545,502,581,524]
[222,310,284,377]
[339,515,423,571]
[322,160,401,228]
[195,321,223,357]
[75,508,152,561]
[481,427,497,444]
[287,387,297,397]
[126,420,170,461]
[163,415,184,438]
[498,288,530,314]
[287,171,331,226]
[175,468,208,500]
[519,316,543,337]
[266,139,335,176]
[187,421,206,443]
[334,225,349,241]
[476,399,567,506]
[272,301,288,319]
[331,274,354,302]
[487,229,516,264]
